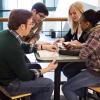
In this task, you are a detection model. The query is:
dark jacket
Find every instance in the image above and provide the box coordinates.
[64,29,90,43]
[0,30,36,86]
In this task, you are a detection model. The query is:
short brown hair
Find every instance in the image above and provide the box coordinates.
[8,9,33,30]
[31,2,48,16]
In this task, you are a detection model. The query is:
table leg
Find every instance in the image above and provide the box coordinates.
[54,63,62,100]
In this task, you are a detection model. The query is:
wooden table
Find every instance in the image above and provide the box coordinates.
[35,50,84,100]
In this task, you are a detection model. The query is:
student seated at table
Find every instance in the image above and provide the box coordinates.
[22,2,57,52]
[21,2,57,71]
[54,1,87,80]
[62,9,100,100]
[61,7,100,80]
[0,9,58,100]
[54,1,87,44]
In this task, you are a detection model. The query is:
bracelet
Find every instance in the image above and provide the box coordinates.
[41,45,43,50]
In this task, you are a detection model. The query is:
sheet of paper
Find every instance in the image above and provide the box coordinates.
[37,50,59,58]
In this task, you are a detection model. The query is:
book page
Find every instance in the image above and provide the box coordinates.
[37,50,59,58]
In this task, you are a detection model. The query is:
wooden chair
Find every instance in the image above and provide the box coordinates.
[89,86,100,93]
[87,86,100,100]
[0,85,31,100]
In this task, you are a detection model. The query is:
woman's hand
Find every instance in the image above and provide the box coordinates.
[64,43,82,50]
[70,40,81,46]
[63,40,82,50]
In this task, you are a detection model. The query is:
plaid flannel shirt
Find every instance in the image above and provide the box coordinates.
[79,25,100,71]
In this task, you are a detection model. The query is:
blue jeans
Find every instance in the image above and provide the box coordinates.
[5,78,54,100]
[62,70,100,100]
[62,62,86,79]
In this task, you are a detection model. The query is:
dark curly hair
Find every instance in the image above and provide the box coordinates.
[82,9,100,26]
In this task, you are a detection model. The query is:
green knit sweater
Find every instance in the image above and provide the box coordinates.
[0,30,35,86]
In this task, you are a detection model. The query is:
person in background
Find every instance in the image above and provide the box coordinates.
[54,1,87,80]
[62,9,100,100]
[0,9,58,100]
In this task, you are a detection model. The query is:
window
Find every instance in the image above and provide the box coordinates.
[43,0,58,11]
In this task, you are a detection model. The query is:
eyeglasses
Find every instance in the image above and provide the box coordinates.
[27,22,34,26]
[38,13,46,20]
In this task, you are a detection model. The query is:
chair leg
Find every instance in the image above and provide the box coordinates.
[0,91,10,100]
[79,87,88,100]
[79,96,87,100]
[83,88,88,100]
[79,96,82,100]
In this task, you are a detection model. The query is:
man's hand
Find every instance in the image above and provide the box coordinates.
[47,59,58,71]
[40,59,58,74]
[53,38,65,44]
[42,44,58,52]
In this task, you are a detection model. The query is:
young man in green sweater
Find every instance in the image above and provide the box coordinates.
[0,9,57,100]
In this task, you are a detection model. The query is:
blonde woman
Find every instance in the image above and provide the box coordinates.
[57,2,88,80]
[54,1,86,44]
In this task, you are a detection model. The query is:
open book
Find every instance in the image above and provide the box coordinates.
[36,50,80,61]
[37,50,59,58]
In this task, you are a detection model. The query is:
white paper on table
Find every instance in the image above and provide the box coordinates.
[37,50,59,58]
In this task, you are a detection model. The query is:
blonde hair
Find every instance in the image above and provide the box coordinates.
[68,1,84,33]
